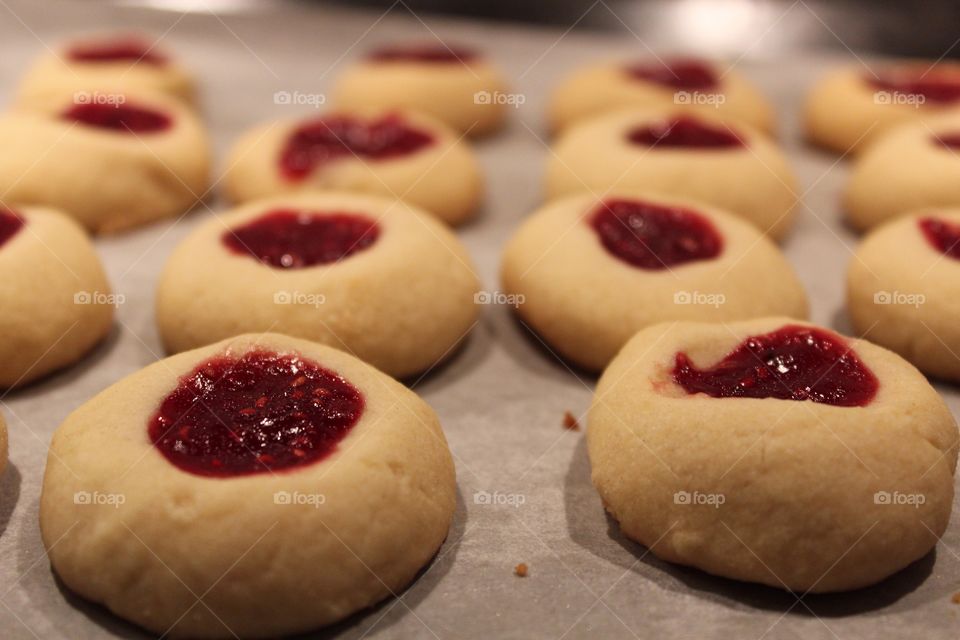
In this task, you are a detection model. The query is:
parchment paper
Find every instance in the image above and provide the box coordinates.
[0,1,957,638]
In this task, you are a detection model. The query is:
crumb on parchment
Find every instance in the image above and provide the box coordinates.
[562,411,579,431]
[514,563,528,577]
[952,592,960,604]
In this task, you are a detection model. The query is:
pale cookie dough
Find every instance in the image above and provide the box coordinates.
[500,192,808,371]
[0,89,210,233]
[548,57,775,135]
[589,317,959,592]
[545,108,799,239]
[157,192,480,378]
[16,35,195,106]
[0,206,113,388]
[40,332,456,638]
[333,43,509,136]
[848,210,960,381]
[844,113,960,231]
[804,63,960,154]
[223,109,483,226]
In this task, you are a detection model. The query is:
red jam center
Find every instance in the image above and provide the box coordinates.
[67,38,166,64]
[918,217,960,259]
[61,102,172,133]
[222,209,380,269]
[368,44,476,63]
[590,199,723,270]
[0,209,24,249]
[279,114,434,181]
[626,59,718,90]
[869,70,960,103]
[148,350,364,477]
[627,116,744,149]
[932,132,960,149]
[672,325,878,407]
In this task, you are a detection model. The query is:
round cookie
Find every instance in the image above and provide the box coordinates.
[844,114,960,231]
[157,192,480,379]
[548,57,775,135]
[332,43,509,136]
[804,62,960,154]
[847,210,960,381]
[544,109,799,239]
[223,109,483,225]
[16,35,195,106]
[589,317,959,592]
[40,332,456,638]
[0,206,113,388]
[0,89,210,233]
[500,192,808,371]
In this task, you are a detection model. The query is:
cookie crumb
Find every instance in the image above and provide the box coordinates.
[952,591,960,604]
[562,411,579,431]
[514,563,528,577]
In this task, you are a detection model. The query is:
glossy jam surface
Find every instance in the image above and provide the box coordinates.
[672,325,879,407]
[932,132,960,149]
[67,38,166,64]
[62,102,172,133]
[869,70,960,103]
[368,44,476,63]
[0,209,24,249]
[148,350,365,477]
[590,199,723,270]
[222,209,380,269]
[919,217,960,259]
[626,59,718,90]
[279,114,434,180]
[627,116,744,149]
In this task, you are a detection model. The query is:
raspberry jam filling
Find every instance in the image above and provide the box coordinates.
[590,199,723,270]
[279,114,434,181]
[918,217,960,259]
[673,325,879,407]
[626,59,718,90]
[62,102,172,133]
[627,116,744,149]
[0,209,24,249]
[67,38,166,64]
[869,70,960,103]
[932,132,960,149]
[368,44,476,63]
[148,350,364,477]
[222,209,380,269]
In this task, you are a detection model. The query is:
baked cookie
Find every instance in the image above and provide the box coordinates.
[223,109,483,225]
[0,89,210,233]
[157,192,480,378]
[847,210,960,381]
[844,114,960,230]
[545,109,799,239]
[548,57,775,134]
[805,62,960,154]
[0,206,113,388]
[500,193,808,371]
[332,43,509,136]
[589,317,959,592]
[17,35,195,106]
[40,332,456,638]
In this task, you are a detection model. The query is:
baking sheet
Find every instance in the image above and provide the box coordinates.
[0,1,957,638]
